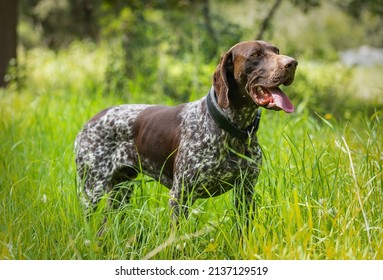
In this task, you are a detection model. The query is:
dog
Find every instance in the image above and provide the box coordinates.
[75,40,297,224]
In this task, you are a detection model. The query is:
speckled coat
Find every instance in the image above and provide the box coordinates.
[75,40,297,222]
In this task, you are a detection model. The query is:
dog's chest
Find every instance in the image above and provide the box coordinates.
[176,101,262,197]
[208,136,262,178]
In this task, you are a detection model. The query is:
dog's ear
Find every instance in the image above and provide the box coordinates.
[213,51,233,109]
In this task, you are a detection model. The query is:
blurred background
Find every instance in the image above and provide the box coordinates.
[1,0,383,116]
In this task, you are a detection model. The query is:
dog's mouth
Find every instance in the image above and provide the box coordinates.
[250,85,294,113]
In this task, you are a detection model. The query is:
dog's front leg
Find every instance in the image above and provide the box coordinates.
[169,177,190,228]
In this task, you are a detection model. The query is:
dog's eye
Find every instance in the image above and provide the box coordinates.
[274,47,280,54]
[250,50,262,58]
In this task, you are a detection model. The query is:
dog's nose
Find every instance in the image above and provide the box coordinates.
[281,56,298,69]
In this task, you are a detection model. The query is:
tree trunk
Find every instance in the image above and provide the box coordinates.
[0,0,18,87]
[255,0,282,40]
[201,0,218,60]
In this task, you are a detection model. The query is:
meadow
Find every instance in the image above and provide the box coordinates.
[1,41,382,260]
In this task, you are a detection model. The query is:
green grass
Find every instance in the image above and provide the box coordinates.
[1,42,382,259]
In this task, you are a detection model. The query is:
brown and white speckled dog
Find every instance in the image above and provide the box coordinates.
[75,40,297,223]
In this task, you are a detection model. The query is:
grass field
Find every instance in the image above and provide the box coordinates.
[1,42,382,259]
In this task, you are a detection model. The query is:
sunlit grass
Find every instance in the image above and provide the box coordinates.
[1,42,382,259]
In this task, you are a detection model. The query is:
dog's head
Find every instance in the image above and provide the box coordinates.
[213,40,297,113]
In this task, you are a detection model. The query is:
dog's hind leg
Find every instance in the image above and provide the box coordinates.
[109,165,139,208]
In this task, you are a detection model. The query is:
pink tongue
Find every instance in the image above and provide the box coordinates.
[269,87,294,113]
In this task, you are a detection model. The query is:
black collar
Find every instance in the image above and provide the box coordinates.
[206,87,261,141]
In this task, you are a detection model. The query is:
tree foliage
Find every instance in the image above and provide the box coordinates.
[337,0,383,18]
[4,0,382,93]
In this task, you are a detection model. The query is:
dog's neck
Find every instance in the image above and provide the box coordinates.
[225,87,260,130]
[206,87,261,141]
[226,105,260,131]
